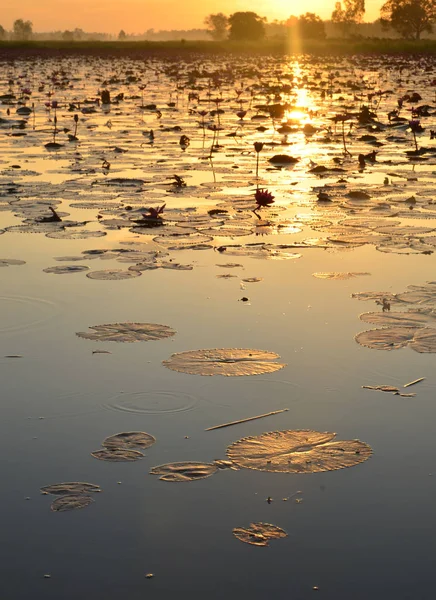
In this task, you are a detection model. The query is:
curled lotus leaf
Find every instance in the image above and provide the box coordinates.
[43,265,89,274]
[150,461,218,482]
[355,327,418,350]
[102,431,156,450]
[40,482,101,496]
[91,449,144,462]
[51,495,94,512]
[0,259,26,267]
[162,348,286,377]
[86,269,141,280]
[352,291,399,303]
[76,322,175,343]
[226,430,372,473]
[410,328,436,353]
[233,522,288,547]
[313,272,370,280]
[360,310,436,328]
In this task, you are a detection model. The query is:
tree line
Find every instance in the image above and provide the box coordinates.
[2,1,436,42]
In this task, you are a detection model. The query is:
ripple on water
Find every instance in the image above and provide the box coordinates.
[104,390,199,415]
[0,295,58,333]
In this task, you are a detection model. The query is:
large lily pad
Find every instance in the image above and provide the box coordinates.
[313,272,370,280]
[150,461,218,482]
[410,328,436,353]
[40,482,101,495]
[51,495,94,512]
[86,269,141,280]
[233,522,288,547]
[102,431,156,450]
[162,348,286,376]
[226,430,372,473]
[360,310,436,328]
[355,327,418,350]
[76,322,176,343]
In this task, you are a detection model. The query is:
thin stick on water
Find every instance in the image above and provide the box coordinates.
[205,408,289,432]
[403,377,425,388]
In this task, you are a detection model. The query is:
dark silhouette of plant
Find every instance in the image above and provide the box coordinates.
[204,13,228,40]
[0,25,7,41]
[331,0,365,35]
[12,19,33,41]
[299,13,326,38]
[118,29,127,40]
[228,12,266,41]
[380,0,436,39]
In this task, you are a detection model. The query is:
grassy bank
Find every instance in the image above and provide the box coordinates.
[1,38,436,58]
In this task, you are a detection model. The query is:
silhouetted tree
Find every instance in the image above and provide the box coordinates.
[13,19,33,40]
[73,28,84,40]
[62,30,74,41]
[204,13,229,40]
[118,29,127,40]
[331,0,365,34]
[380,0,436,38]
[299,13,326,38]
[0,25,6,40]
[228,12,266,41]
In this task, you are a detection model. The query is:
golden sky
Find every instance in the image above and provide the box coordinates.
[3,0,383,33]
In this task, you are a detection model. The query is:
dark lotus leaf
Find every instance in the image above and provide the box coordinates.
[43,265,89,274]
[163,348,286,376]
[150,461,218,482]
[102,431,156,450]
[91,449,144,462]
[40,482,101,496]
[233,523,288,547]
[410,328,436,353]
[77,322,175,342]
[355,327,418,350]
[227,430,372,473]
[51,495,94,512]
[86,269,141,280]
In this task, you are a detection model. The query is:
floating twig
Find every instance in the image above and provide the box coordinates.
[205,408,288,431]
[403,377,425,388]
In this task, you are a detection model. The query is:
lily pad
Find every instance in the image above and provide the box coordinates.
[233,522,288,547]
[226,430,372,473]
[360,310,436,328]
[102,431,156,450]
[91,449,144,462]
[76,322,175,343]
[355,327,418,350]
[86,269,141,280]
[0,259,26,267]
[51,495,94,512]
[410,328,436,353]
[150,461,218,482]
[162,348,286,376]
[40,482,101,496]
[313,272,370,280]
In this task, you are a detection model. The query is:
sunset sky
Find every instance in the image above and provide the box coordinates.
[2,0,383,33]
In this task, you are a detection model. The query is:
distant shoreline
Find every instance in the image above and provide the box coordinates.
[1,39,436,58]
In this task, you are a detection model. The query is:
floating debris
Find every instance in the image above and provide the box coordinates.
[76,323,176,343]
[150,462,218,482]
[233,522,288,547]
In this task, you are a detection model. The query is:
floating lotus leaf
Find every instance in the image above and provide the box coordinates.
[86,269,141,280]
[76,322,175,343]
[410,328,436,353]
[0,259,26,267]
[233,523,288,547]
[46,230,107,240]
[102,431,156,450]
[163,348,286,377]
[40,482,101,495]
[374,225,434,236]
[352,291,398,303]
[355,327,418,350]
[150,461,218,482]
[313,272,370,280]
[51,495,94,512]
[226,430,372,473]
[216,263,243,268]
[91,449,144,462]
[43,265,89,274]
[360,310,436,328]
[242,277,263,283]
